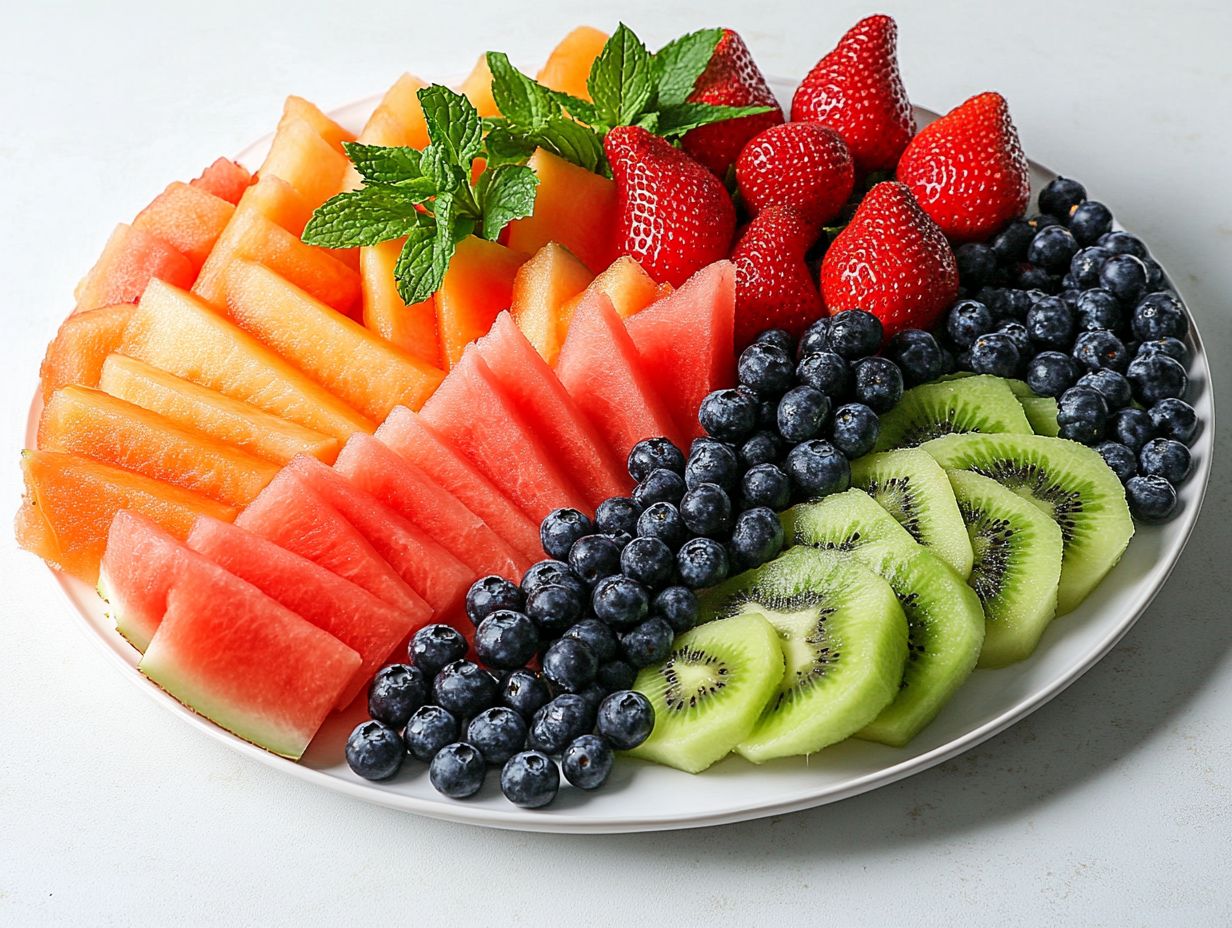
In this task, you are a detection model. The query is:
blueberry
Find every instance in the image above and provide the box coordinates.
[619,536,674,590]
[474,610,539,670]
[997,288,1033,321]
[1099,254,1148,305]
[403,705,461,761]
[345,720,405,781]
[528,694,595,754]
[826,310,883,358]
[1070,246,1111,289]
[947,299,994,348]
[1056,386,1108,445]
[539,508,591,561]
[433,661,500,718]
[410,624,468,678]
[597,659,638,692]
[465,575,524,627]
[1027,225,1079,272]
[368,663,428,729]
[887,329,944,386]
[777,385,831,442]
[1096,441,1138,483]
[1039,176,1086,218]
[501,669,551,719]
[1076,369,1132,410]
[1125,475,1177,523]
[796,351,850,397]
[1025,296,1075,347]
[1072,330,1129,373]
[739,430,784,469]
[969,332,1021,378]
[1142,257,1167,292]
[698,388,759,441]
[851,357,903,413]
[829,403,880,459]
[654,586,699,634]
[785,440,851,500]
[500,751,560,808]
[563,618,620,664]
[1110,407,1157,452]
[592,575,651,629]
[1098,231,1149,259]
[1016,266,1059,293]
[684,438,739,491]
[955,242,998,287]
[1025,351,1080,398]
[627,437,685,482]
[738,342,795,396]
[521,559,587,600]
[676,537,730,588]
[1126,353,1187,405]
[1068,200,1113,245]
[429,742,486,798]
[741,462,792,510]
[991,218,1035,262]
[466,707,529,766]
[1131,292,1188,341]
[1137,337,1189,365]
[594,496,642,537]
[524,583,583,638]
[636,501,688,550]
[797,317,831,357]
[620,616,675,668]
[754,328,796,355]
[1148,398,1197,444]
[997,321,1032,359]
[1139,438,1191,485]
[541,638,598,692]
[635,468,688,508]
[568,534,622,586]
[1075,289,1122,333]
[596,690,656,750]
[561,734,614,790]
[729,506,785,569]
[678,482,734,537]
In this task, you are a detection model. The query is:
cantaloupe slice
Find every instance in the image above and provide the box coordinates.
[238,175,314,236]
[361,238,440,366]
[219,260,444,421]
[370,73,430,147]
[120,280,373,441]
[39,303,135,401]
[279,96,355,152]
[259,115,351,209]
[190,158,253,205]
[537,27,608,101]
[99,354,340,466]
[506,149,617,274]
[436,236,527,369]
[509,242,593,364]
[558,255,669,336]
[15,449,236,584]
[459,55,501,117]
[74,224,195,312]
[133,182,235,271]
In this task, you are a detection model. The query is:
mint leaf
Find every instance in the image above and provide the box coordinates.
[526,117,607,174]
[653,28,722,106]
[486,52,558,128]
[655,102,776,137]
[418,84,483,168]
[587,23,654,127]
[301,188,424,248]
[341,142,432,194]
[476,164,538,240]
[546,89,599,126]
[483,122,536,167]
[393,196,476,305]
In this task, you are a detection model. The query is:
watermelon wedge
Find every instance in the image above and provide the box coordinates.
[74,223,195,312]
[334,433,529,579]
[626,261,736,440]
[191,158,253,205]
[555,290,688,462]
[187,516,420,709]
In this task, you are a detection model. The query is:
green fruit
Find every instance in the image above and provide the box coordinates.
[1020,395,1060,437]
[875,375,1032,451]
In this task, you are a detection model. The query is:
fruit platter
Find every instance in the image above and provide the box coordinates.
[19,18,1213,831]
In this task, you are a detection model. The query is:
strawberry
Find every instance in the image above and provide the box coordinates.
[790,14,915,176]
[735,122,855,227]
[681,29,784,176]
[604,125,737,288]
[731,204,824,345]
[820,181,958,338]
[896,91,1031,243]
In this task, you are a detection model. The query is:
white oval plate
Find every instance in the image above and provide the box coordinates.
[30,83,1215,832]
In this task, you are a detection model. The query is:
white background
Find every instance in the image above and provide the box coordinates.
[2,0,1230,924]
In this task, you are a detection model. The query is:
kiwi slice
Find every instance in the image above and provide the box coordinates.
[947,469,1064,666]
[875,375,1033,451]
[924,433,1134,614]
[628,612,783,773]
[699,545,907,761]
[850,447,975,579]
[782,490,985,747]
[946,374,1061,436]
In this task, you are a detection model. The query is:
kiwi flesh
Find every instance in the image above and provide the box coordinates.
[850,447,975,579]
[946,469,1064,666]
[875,375,1033,451]
[924,433,1134,614]
[698,545,907,761]
[782,490,985,747]
[628,611,784,773]
[945,374,1060,436]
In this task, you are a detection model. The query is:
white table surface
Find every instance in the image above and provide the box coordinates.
[3,0,1230,924]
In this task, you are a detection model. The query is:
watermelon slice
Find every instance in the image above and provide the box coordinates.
[554,290,688,463]
[477,312,629,507]
[376,407,543,564]
[133,182,235,271]
[187,516,420,709]
[334,433,529,579]
[285,455,472,618]
[236,469,427,618]
[626,261,736,440]
[421,347,590,522]
[74,224,195,312]
[191,158,253,205]
[39,303,135,402]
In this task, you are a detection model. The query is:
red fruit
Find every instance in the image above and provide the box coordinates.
[735,122,855,226]
[791,14,915,175]
[820,181,958,338]
[682,29,785,176]
[604,126,737,288]
[731,204,824,345]
[896,91,1031,243]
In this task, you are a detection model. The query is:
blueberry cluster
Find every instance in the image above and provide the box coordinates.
[941,176,1198,523]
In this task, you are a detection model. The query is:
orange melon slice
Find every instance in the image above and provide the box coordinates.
[15,449,237,584]
[361,238,440,366]
[74,224,195,312]
[279,96,354,152]
[506,148,617,274]
[537,27,608,101]
[219,260,444,420]
[133,182,235,271]
[259,115,351,209]
[509,243,593,364]
[558,255,669,336]
[39,303,135,402]
[238,175,314,235]
[120,280,373,441]
[459,56,501,117]
[371,73,430,147]
[99,354,340,465]
[436,236,527,369]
